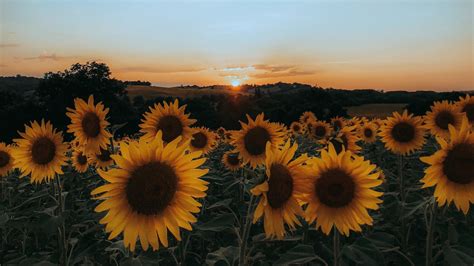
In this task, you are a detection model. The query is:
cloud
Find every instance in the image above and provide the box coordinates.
[251,69,317,79]
[0,43,20,48]
[0,64,7,68]
[253,64,295,73]
[117,65,205,74]
[24,52,71,61]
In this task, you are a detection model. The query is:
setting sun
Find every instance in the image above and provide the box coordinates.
[231,79,241,87]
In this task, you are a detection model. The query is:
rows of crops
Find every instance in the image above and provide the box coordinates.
[0,94,473,265]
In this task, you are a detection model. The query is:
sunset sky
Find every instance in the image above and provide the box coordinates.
[1,0,472,91]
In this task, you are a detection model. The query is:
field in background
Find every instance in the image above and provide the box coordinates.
[127,85,249,99]
[345,103,407,118]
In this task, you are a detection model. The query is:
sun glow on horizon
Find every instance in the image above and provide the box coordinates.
[231,79,241,87]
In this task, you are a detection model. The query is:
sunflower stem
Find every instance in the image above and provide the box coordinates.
[333,227,340,266]
[398,154,407,249]
[239,194,255,266]
[55,175,67,266]
[425,201,437,266]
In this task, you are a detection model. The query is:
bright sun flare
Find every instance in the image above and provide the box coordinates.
[231,80,241,87]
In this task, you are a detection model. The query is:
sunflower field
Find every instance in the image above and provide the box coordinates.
[0,94,473,266]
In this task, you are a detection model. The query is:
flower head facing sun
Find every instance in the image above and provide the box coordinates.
[140,99,196,143]
[66,95,112,156]
[222,151,241,171]
[13,120,67,183]
[189,127,218,154]
[91,132,209,251]
[455,94,474,127]
[251,141,309,239]
[425,101,463,139]
[420,118,474,214]
[0,143,15,177]
[231,113,286,168]
[304,144,383,236]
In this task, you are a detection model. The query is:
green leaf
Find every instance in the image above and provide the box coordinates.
[206,246,239,266]
[195,213,235,232]
[274,244,325,265]
[207,199,233,210]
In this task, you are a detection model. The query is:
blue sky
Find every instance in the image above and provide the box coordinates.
[1,0,472,90]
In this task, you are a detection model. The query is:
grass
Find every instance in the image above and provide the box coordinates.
[127,85,249,99]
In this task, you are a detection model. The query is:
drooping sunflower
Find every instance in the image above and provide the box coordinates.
[90,147,115,169]
[139,99,196,143]
[290,122,304,135]
[66,95,112,155]
[424,101,463,139]
[91,132,208,251]
[379,110,426,155]
[13,120,67,184]
[231,113,286,168]
[299,111,317,125]
[331,116,346,132]
[304,144,383,236]
[222,151,241,171]
[358,122,378,143]
[251,141,309,239]
[189,127,218,154]
[322,126,360,154]
[308,121,331,140]
[0,143,14,177]
[72,148,89,173]
[420,117,474,214]
[455,94,474,127]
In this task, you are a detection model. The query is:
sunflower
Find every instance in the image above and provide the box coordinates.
[308,121,331,140]
[217,127,226,136]
[91,132,208,251]
[72,148,89,173]
[231,113,286,168]
[290,122,304,135]
[299,111,317,125]
[322,126,360,154]
[456,94,474,126]
[424,101,463,139]
[222,151,241,171]
[379,110,426,155]
[90,147,115,169]
[304,144,383,236]
[420,117,474,214]
[358,122,378,143]
[66,95,112,155]
[251,141,309,239]
[331,116,346,132]
[139,99,196,143]
[0,143,14,177]
[189,127,218,154]
[13,120,67,184]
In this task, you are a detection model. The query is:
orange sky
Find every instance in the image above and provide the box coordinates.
[1,0,473,91]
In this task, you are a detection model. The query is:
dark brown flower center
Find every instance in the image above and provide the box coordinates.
[157,115,183,143]
[435,111,455,130]
[31,137,56,165]
[226,153,240,166]
[292,124,300,132]
[333,120,342,131]
[315,168,355,208]
[191,132,208,149]
[330,135,348,154]
[126,162,178,215]
[77,152,88,165]
[442,143,474,185]
[82,112,101,137]
[97,148,111,162]
[364,128,373,138]
[244,126,270,156]
[391,122,415,143]
[267,164,293,209]
[0,151,10,167]
[314,125,327,138]
[461,103,474,123]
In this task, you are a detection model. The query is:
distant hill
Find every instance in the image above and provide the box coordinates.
[0,75,41,93]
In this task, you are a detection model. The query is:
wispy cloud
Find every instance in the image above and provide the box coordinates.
[0,64,7,68]
[117,65,205,74]
[253,64,296,73]
[0,43,20,48]
[251,69,317,79]
[24,52,72,61]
